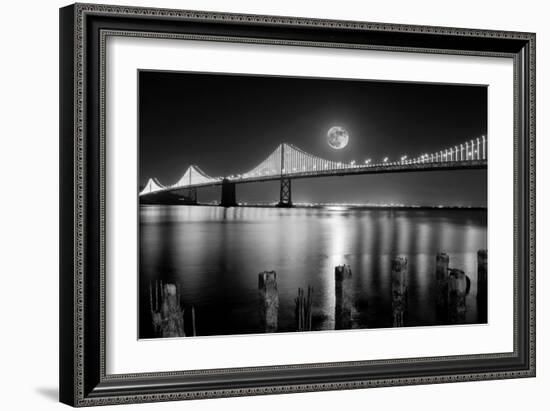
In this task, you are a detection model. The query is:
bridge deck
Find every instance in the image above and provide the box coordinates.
[145,159,487,194]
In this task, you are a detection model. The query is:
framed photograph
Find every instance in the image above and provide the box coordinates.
[59,3,535,407]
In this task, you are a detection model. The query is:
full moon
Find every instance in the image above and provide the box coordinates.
[327,126,349,150]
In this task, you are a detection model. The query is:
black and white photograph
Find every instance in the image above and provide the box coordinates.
[50,1,537,408]
[138,71,488,339]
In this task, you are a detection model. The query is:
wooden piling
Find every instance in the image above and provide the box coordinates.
[335,265,352,330]
[149,281,186,337]
[448,269,469,324]
[191,306,197,337]
[477,249,488,323]
[435,253,450,323]
[160,284,186,337]
[259,271,279,333]
[391,257,408,327]
[295,286,313,332]
[149,281,162,336]
[155,280,159,312]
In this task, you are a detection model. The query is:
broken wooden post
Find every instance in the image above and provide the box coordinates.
[148,282,188,338]
[296,288,304,332]
[295,286,313,332]
[191,306,197,337]
[448,269,469,324]
[307,286,313,331]
[149,281,162,336]
[259,271,279,333]
[155,280,159,311]
[477,249,488,323]
[391,257,408,327]
[335,265,352,330]
[435,253,450,323]
[160,283,186,337]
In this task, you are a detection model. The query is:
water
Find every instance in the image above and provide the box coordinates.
[139,205,487,338]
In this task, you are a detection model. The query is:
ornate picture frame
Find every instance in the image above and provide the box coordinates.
[59,3,535,406]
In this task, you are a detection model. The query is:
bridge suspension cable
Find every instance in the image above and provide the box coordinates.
[402,135,487,165]
[140,135,487,196]
[241,144,283,179]
[237,143,355,180]
[139,178,166,195]
[172,165,221,188]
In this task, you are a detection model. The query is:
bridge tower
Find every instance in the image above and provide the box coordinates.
[278,178,292,207]
[220,178,237,207]
[277,144,293,207]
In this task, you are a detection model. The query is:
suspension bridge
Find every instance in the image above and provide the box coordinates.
[139,136,487,207]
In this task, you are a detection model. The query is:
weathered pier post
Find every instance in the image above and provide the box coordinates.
[448,269,470,324]
[295,286,313,332]
[477,250,488,323]
[149,281,162,336]
[160,283,186,337]
[391,257,408,327]
[435,253,450,323]
[259,271,279,333]
[149,281,186,337]
[335,265,353,329]
[191,306,197,337]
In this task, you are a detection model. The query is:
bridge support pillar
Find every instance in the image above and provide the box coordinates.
[277,178,292,207]
[220,179,237,207]
[187,187,197,204]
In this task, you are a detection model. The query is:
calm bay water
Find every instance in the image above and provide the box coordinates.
[139,205,487,338]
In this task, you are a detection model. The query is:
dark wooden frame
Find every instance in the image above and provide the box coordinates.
[60,3,536,407]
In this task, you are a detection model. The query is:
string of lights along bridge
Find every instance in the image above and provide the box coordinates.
[140,136,487,207]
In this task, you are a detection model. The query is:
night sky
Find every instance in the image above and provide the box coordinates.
[139,71,487,206]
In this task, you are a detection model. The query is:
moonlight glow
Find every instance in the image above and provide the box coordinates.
[327,126,349,149]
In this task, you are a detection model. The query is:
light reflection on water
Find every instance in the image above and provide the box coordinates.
[139,205,487,338]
